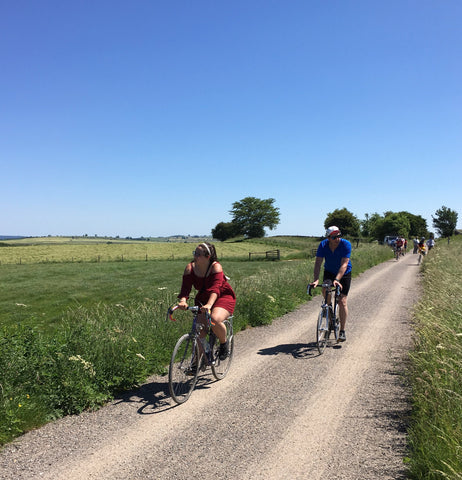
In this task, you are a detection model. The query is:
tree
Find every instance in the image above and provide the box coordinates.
[399,212,427,238]
[361,212,381,238]
[432,206,458,238]
[211,222,239,241]
[373,212,410,241]
[230,197,280,239]
[324,208,360,237]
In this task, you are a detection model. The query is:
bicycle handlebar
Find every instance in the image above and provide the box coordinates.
[307,280,341,297]
[167,304,211,322]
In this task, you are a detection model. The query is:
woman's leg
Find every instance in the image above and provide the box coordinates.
[211,306,230,344]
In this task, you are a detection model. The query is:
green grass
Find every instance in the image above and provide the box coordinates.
[406,235,462,479]
[0,237,392,445]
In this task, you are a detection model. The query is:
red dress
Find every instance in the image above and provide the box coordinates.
[178,262,236,314]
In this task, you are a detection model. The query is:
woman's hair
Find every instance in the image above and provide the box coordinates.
[200,242,218,263]
[191,242,218,266]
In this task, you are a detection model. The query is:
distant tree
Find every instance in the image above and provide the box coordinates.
[230,197,280,239]
[399,212,427,238]
[374,212,411,240]
[324,208,360,237]
[432,206,458,238]
[211,222,239,241]
[361,212,381,238]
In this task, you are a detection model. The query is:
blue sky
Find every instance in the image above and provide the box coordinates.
[2,1,461,238]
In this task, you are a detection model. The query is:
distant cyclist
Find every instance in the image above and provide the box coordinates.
[418,237,427,257]
[426,238,435,251]
[310,226,352,342]
[395,237,404,256]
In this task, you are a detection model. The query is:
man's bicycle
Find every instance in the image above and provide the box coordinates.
[167,305,234,404]
[307,279,341,354]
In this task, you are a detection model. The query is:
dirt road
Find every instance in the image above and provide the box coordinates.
[0,253,421,479]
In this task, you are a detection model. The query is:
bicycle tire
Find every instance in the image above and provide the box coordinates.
[316,308,328,354]
[211,319,234,380]
[168,333,200,404]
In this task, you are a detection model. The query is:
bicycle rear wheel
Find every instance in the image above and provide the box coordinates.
[211,318,234,380]
[316,308,329,354]
[168,333,200,404]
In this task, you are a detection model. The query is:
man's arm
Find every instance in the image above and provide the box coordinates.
[311,256,324,286]
[333,257,349,287]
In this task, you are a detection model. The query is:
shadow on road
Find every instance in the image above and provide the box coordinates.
[257,342,320,359]
[113,370,219,415]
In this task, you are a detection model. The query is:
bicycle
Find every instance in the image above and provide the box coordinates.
[307,279,341,354]
[167,305,234,404]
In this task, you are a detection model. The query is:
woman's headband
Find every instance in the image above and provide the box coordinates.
[200,243,211,256]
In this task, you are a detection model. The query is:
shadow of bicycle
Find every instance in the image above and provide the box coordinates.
[112,369,219,415]
[257,342,321,359]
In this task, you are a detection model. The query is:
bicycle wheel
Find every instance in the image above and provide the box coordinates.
[168,333,200,404]
[211,319,234,380]
[316,308,329,354]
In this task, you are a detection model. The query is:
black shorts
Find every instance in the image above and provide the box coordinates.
[323,270,351,296]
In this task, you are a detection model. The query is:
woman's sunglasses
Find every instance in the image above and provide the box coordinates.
[193,250,204,257]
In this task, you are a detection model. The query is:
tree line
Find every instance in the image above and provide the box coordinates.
[211,197,458,242]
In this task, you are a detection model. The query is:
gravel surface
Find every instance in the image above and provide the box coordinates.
[0,253,421,479]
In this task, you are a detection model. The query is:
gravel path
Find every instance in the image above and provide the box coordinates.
[0,253,420,479]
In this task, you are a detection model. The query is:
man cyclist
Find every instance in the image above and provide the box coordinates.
[310,226,352,342]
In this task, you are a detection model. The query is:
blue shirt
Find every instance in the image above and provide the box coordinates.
[316,238,352,275]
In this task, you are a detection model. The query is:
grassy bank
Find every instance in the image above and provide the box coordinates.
[406,236,462,479]
[0,238,392,445]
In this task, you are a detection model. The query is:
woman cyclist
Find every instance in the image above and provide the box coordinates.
[177,242,235,361]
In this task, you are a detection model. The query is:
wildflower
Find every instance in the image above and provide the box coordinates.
[26,394,30,399]
[18,404,22,408]
[68,355,96,376]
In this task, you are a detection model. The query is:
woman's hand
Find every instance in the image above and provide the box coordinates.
[177,299,188,310]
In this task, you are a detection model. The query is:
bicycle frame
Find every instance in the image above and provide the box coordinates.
[168,305,216,367]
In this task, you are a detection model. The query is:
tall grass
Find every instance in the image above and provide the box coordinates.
[407,236,462,479]
[0,239,392,445]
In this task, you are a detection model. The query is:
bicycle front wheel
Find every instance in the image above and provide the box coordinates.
[211,319,234,380]
[168,334,200,404]
[316,308,329,354]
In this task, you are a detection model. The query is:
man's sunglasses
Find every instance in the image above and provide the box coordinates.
[330,234,342,239]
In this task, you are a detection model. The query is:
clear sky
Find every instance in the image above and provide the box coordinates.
[2,1,461,238]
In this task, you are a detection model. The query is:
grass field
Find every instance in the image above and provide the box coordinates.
[406,235,462,479]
